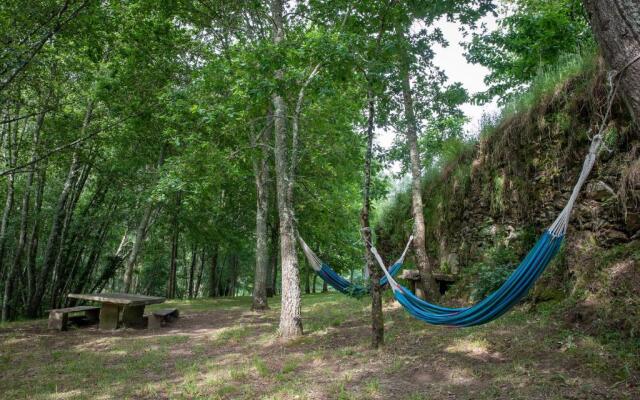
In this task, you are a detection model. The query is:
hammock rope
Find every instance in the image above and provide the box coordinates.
[372,132,604,327]
[299,235,413,296]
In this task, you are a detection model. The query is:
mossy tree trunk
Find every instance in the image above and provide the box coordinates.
[583,0,640,124]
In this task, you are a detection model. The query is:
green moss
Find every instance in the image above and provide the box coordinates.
[599,241,640,265]
[492,173,505,213]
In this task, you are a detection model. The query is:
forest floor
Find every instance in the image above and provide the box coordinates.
[0,293,638,400]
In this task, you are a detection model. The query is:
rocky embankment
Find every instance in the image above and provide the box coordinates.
[378,58,639,336]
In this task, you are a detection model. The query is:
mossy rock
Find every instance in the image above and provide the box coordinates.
[533,286,566,302]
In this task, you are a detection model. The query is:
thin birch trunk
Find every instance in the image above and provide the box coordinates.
[188,246,196,299]
[0,111,17,282]
[26,166,45,302]
[167,192,181,299]
[195,248,205,298]
[361,91,383,348]
[28,100,93,316]
[252,119,271,310]
[2,110,44,321]
[123,146,164,293]
[397,31,439,301]
[209,245,218,297]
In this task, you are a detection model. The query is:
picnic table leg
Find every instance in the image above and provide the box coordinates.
[408,280,416,295]
[86,308,100,324]
[99,303,121,330]
[48,311,68,331]
[122,305,146,328]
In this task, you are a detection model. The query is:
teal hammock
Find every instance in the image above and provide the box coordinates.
[371,135,603,327]
[298,235,413,297]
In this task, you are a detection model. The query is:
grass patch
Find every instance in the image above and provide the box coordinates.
[1,293,638,399]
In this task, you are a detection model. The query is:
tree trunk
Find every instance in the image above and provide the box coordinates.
[71,206,114,297]
[304,264,310,294]
[50,163,91,307]
[56,182,109,305]
[397,32,440,301]
[583,0,640,124]
[123,147,164,293]
[267,218,278,297]
[89,230,129,294]
[322,281,328,293]
[209,245,218,298]
[2,110,44,321]
[0,113,17,282]
[312,273,317,293]
[188,246,196,299]
[28,100,92,316]
[252,118,271,310]
[271,0,302,337]
[229,254,238,297]
[28,152,80,316]
[195,248,205,297]
[26,166,45,303]
[167,192,181,299]
[361,91,383,348]
[123,203,153,293]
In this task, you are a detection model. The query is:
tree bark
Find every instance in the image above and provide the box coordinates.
[50,162,91,307]
[123,203,153,293]
[270,0,303,337]
[123,146,164,293]
[28,100,92,316]
[397,31,440,301]
[188,246,196,299]
[25,166,45,303]
[27,151,80,316]
[0,109,18,282]
[195,248,205,298]
[304,264,310,294]
[267,217,279,297]
[361,91,383,348]
[167,192,181,299]
[583,0,640,124]
[2,110,44,321]
[209,245,218,297]
[70,205,114,297]
[252,118,271,310]
[229,254,239,297]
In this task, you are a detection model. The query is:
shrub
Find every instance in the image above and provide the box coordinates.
[468,244,519,301]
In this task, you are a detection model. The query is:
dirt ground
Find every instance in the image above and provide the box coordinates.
[0,294,638,399]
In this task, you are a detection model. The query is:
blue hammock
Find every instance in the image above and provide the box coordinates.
[299,235,413,297]
[375,231,563,326]
[371,135,602,327]
[315,260,404,296]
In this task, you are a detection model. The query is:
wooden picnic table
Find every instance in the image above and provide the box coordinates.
[68,293,165,330]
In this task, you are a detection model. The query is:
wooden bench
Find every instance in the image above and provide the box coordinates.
[48,306,100,331]
[146,308,179,329]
